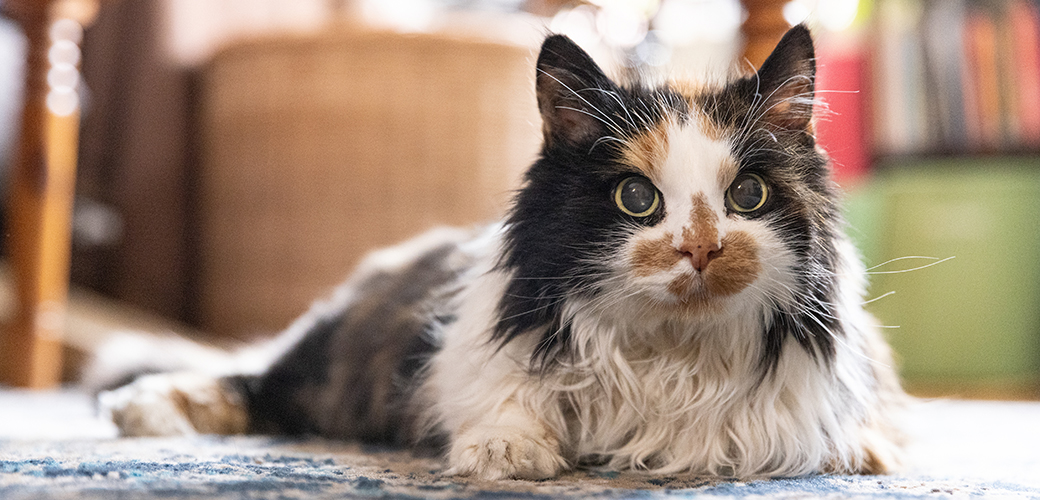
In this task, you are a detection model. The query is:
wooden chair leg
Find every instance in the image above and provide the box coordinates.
[741,0,790,68]
[0,0,98,388]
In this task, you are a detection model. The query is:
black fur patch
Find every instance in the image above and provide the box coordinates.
[242,242,469,445]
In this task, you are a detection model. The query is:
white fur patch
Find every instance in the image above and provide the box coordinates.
[653,117,735,215]
[426,231,894,478]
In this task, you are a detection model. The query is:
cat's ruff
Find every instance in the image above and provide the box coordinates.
[100,25,904,480]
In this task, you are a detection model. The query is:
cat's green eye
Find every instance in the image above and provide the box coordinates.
[614,176,660,218]
[727,173,768,213]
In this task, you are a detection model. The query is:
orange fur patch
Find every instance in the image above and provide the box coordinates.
[667,230,760,301]
[821,435,898,475]
[621,120,670,177]
[703,231,760,296]
[670,79,707,102]
[688,194,719,245]
[632,232,683,277]
[696,111,729,142]
[860,447,889,475]
[633,195,724,280]
[631,202,759,305]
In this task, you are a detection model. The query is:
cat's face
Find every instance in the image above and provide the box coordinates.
[497,26,841,367]
[616,113,785,314]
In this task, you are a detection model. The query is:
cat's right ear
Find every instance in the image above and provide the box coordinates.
[536,35,614,147]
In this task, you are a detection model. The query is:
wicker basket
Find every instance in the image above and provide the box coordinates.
[197,26,541,338]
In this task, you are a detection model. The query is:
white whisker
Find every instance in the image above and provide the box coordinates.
[862,291,896,305]
[865,256,955,275]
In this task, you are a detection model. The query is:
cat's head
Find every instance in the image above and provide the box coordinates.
[496,25,842,371]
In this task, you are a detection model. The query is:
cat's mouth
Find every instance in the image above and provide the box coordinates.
[664,231,761,302]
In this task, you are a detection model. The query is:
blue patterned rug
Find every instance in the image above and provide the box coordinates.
[1,390,1038,499]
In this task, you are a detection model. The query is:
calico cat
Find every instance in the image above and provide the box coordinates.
[99,24,905,480]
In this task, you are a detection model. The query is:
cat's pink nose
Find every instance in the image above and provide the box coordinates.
[679,238,722,272]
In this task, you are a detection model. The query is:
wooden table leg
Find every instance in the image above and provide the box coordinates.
[0,0,97,388]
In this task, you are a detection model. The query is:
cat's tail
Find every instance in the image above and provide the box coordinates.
[80,330,280,395]
[82,330,271,437]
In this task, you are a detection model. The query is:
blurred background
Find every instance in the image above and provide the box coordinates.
[0,0,1036,400]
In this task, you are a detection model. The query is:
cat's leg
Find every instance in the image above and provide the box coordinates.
[821,426,903,475]
[446,399,567,480]
[97,227,481,439]
[99,372,251,437]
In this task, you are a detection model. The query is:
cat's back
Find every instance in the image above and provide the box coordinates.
[245,225,498,443]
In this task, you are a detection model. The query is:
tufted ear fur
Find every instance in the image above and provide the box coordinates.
[753,24,817,132]
[535,35,618,147]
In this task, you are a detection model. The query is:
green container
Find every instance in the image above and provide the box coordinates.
[844,158,1040,393]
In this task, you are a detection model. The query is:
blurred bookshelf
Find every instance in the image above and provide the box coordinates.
[839,0,1040,400]
[871,0,1040,158]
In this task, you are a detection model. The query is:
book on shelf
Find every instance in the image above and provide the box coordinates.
[1010,0,1040,148]
[870,0,1040,157]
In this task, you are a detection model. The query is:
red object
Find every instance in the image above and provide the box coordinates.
[963,12,1001,151]
[1010,0,1040,148]
[815,36,869,187]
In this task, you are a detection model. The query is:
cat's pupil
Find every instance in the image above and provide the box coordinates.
[728,173,767,213]
[615,177,659,217]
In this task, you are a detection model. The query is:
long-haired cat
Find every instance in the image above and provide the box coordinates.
[99,25,905,480]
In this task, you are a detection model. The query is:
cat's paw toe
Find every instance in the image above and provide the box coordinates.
[447,427,565,480]
[98,372,247,437]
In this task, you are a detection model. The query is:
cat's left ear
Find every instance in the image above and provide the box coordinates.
[536,35,617,147]
[753,24,816,132]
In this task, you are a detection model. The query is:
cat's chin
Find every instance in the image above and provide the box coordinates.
[667,284,726,316]
[628,277,729,318]
[660,269,746,311]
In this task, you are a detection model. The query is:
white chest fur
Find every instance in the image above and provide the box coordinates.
[423,236,889,479]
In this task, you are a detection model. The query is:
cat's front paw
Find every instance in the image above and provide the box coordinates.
[447,426,566,480]
[98,372,248,437]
